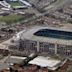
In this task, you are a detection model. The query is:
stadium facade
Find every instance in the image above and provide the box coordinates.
[10,26,72,57]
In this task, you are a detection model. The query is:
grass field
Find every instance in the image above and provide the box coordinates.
[11,2,21,6]
[10,1,22,7]
[0,14,24,24]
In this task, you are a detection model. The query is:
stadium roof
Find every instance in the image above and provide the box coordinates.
[34,29,72,40]
[20,26,72,45]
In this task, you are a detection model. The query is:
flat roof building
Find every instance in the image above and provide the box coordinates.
[5,56,26,65]
[29,56,61,70]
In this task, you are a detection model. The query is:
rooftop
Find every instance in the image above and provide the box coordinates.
[6,56,26,64]
[20,26,72,45]
[34,28,72,40]
[29,56,61,70]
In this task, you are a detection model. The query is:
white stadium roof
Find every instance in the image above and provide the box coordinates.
[19,26,72,45]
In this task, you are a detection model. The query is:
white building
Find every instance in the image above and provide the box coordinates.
[29,56,65,70]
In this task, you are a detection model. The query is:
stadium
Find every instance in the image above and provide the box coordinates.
[10,26,72,57]
[0,0,31,9]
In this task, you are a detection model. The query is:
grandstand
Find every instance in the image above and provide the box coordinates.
[0,0,31,9]
[0,0,10,8]
[10,26,72,57]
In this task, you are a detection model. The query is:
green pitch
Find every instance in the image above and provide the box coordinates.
[0,14,24,24]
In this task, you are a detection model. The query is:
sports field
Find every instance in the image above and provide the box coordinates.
[0,14,24,24]
[9,1,23,8]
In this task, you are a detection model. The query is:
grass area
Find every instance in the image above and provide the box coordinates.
[50,55,64,60]
[10,1,22,7]
[0,14,24,24]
